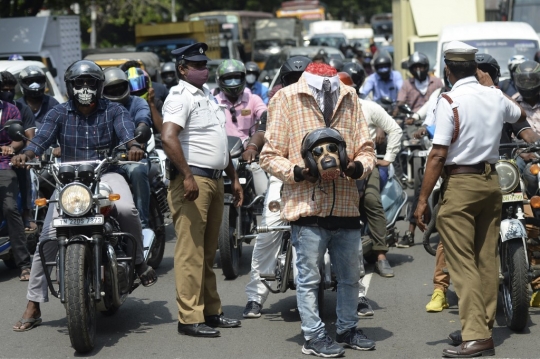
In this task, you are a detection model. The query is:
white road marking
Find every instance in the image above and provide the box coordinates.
[362,272,373,296]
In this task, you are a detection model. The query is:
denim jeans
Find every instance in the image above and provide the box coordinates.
[291,225,360,340]
[118,161,150,228]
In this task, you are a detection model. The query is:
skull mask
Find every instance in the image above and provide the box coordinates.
[312,141,342,181]
[73,86,97,106]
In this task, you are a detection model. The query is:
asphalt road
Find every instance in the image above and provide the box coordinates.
[1,218,539,359]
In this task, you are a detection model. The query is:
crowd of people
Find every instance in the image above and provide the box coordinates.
[2,37,540,358]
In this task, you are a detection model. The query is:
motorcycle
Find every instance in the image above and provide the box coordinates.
[8,121,155,353]
[219,136,266,279]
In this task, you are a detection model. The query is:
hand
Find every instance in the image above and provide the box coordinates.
[183,175,199,201]
[52,147,61,158]
[405,118,414,126]
[301,168,319,183]
[344,161,357,177]
[413,128,427,139]
[128,146,144,161]
[377,159,391,167]
[1,146,13,156]
[476,69,494,87]
[375,127,386,145]
[242,148,258,163]
[11,154,29,168]
[414,200,429,232]
[147,87,155,105]
[232,179,244,207]
[520,152,536,162]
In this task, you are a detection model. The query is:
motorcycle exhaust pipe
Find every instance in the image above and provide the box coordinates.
[142,228,155,262]
[105,245,125,307]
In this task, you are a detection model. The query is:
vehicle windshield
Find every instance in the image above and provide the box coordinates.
[309,36,347,49]
[254,39,297,50]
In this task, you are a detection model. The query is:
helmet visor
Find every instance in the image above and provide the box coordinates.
[74,77,98,88]
[104,82,129,97]
[222,75,243,86]
[128,76,147,92]
[514,72,540,90]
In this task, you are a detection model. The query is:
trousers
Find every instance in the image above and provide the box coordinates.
[433,241,450,292]
[359,167,388,252]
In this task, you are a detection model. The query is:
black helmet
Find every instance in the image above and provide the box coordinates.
[19,66,47,98]
[408,52,429,82]
[65,60,105,106]
[301,127,348,180]
[373,52,393,80]
[328,58,344,72]
[103,67,130,104]
[216,59,246,98]
[161,62,177,89]
[280,56,311,87]
[245,61,260,86]
[514,60,540,99]
[342,62,366,91]
[475,53,501,85]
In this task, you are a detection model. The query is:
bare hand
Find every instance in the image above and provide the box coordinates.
[183,175,199,201]
[302,168,319,183]
[242,149,258,163]
[52,147,61,158]
[413,128,427,139]
[405,118,414,126]
[128,146,144,162]
[476,69,494,87]
[377,159,391,167]
[414,200,428,232]
[232,179,244,207]
[375,127,386,145]
[520,152,536,162]
[11,154,29,168]
[1,146,13,156]
[147,87,155,105]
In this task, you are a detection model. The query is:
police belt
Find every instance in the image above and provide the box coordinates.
[189,165,223,179]
[444,162,496,176]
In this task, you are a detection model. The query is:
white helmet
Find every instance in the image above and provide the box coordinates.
[508,55,528,75]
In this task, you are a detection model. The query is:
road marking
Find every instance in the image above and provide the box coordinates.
[362,272,373,296]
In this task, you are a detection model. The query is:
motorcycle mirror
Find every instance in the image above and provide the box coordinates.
[381,96,393,105]
[401,58,409,70]
[134,125,152,144]
[399,104,414,115]
[5,120,25,142]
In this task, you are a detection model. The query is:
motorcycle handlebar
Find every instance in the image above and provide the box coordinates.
[257,225,291,233]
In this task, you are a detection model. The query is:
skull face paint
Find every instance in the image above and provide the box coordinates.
[73,86,97,106]
[312,142,341,181]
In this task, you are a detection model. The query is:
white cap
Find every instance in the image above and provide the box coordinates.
[443,41,478,62]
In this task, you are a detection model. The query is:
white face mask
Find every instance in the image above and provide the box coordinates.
[246,74,257,85]
[29,82,41,89]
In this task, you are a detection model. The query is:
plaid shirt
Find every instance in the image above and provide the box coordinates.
[25,99,135,162]
[260,76,376,222]
[0,101,22,170]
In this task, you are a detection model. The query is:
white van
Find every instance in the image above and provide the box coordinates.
[434,22,540,79]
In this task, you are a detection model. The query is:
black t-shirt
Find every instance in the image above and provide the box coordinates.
[18,95,59,129]
[14,101,36,132]
[499,120,531,158]
[152,82,169,112]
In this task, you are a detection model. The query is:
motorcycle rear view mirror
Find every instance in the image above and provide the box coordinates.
[380,96,393,105]
[134,125,152,144]
[398,104,414,115]
[5,120,25,142]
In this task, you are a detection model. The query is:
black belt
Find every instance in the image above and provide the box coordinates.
[444,163,496,176]
[292,216,362,230]
[189,165,223,179]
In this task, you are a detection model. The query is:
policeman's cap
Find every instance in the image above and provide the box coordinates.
[171,42,210,62]
[444,41,478,62]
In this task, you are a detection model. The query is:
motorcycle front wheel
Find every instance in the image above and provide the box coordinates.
[219,206,240,279]
[147,194,165,269]
[65,243,96,353]
[500,239,530,332]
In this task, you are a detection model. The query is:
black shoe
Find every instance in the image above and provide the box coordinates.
[205,314,241,328]
[177,322,220,337]
[302,335,345,358]
[243,301,262,318]
[397,231,414,248]
[357,297,374,317]
[448,330,463,345]
[336,328,376,351]
[374,258,394,277]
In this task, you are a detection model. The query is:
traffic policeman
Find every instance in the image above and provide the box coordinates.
[161,42,243,338]
[414,41,526,358]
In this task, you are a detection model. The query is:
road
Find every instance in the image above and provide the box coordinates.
[1,218,539,359]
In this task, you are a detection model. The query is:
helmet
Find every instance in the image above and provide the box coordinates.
[216,59,246,98]
[328,58,344,72]
[161,62,177,89]
[338,72,354,86]
[126,67,149,99]
[8,54,24,61]
[475,53,501,85]
[408,52,430,81]
[301,127,348,181]
[64,60,105,106]
[342,62,366,90]
[244,61,260,86]
[373,52,393,80]
[19,66,47,98]
[103,67,130,103]
[514,60,540,99]
[508,55,528,76]
[280,56,311,87]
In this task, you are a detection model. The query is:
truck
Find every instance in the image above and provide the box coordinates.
[276,0,326,37]
[0,15,82,95]
[134,20,220,63]
[251,18,303,68]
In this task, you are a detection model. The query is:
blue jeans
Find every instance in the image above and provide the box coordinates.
[291,225,360,340]
[119,161,150,228]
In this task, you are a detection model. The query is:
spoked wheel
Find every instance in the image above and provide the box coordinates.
[65,243,96,353]
[500,239,530,332]
[147,195,165,269]
[219,206,240,279]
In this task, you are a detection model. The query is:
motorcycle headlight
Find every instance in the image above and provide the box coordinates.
[495,160,520,194]
[59,184,93,216]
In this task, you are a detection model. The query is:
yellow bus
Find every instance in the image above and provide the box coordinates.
[276,0,326,34]
[188,11,273,61]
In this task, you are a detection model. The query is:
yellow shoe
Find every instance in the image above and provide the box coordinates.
[426,289,449,312]
[531,291,540,307]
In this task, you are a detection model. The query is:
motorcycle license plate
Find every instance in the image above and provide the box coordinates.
[416,150,429,157]
[502,193,524,203]
[53,216,104,227]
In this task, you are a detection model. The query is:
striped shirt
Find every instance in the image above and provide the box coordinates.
[260,76,376,222]
[25,99,135,162]
[0,100,22,170]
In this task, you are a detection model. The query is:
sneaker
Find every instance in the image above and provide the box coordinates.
[243,301,262,318]
[397,230,414,248]
[531,290,540,307]
[302,335,345,358]
[357,297,374,317]
[425,289,449,312]
[336,328,376,351]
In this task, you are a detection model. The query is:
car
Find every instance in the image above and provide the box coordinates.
[308,33,348,49]
[0,60,65,103]
[260,46,345,83]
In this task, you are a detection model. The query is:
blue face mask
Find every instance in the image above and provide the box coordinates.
[444,72,453,89]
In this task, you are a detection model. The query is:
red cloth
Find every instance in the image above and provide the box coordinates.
[305,63,337,77]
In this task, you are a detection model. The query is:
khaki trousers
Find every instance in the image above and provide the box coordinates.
[433,241,450,292]
[437,168,502,341]
[168,175,224,324]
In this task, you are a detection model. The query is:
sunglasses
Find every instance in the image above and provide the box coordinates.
[22,77,46,86]
[312,143,338,157]
[229,107,237,123]
[74,77,98,87]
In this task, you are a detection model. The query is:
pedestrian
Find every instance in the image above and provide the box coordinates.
[260,62,377,357]
[414,41,526,358]
[161,42,243,338]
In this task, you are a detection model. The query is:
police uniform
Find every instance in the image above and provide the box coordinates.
[162,43,229,326]
[432,41,522,346]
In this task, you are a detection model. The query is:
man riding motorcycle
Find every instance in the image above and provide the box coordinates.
[161,62,178,90]
[11,60,157,332]
[342,62,366,96]
[244,61,269,105]
[360,52,403,102]
[499,55,528,97]
[17,66,60,128]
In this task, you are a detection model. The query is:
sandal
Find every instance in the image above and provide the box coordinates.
[13,317,42,332]
[20,268,31,281]
[24,219,38,234]
[136,264,157,287]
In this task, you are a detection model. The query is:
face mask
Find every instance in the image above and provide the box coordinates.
[162,74,177,88]
[245,74,257,85]
[26,82,45,98]
[72,86,97,106]
[312,142,341,181]
[185,68,209,88]
[0,90,15,103]
[444,70,453,89]
[413,69,428,82]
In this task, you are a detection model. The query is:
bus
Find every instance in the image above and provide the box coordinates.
[188,11,273,61]
[276,0,326,35]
